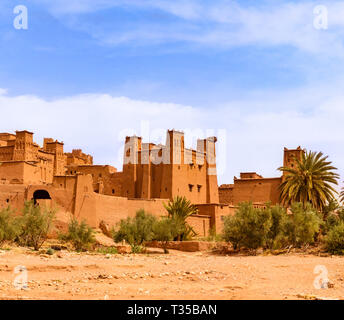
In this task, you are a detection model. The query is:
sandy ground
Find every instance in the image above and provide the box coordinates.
[1,247,344,300]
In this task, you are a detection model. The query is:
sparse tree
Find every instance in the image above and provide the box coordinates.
[285,202,322,247]
[152,218,182,254]
[223,202,272,250]
[0,207,19,247]
[16,201,56,251]
[113,209,157,252]
[59,218,95,252]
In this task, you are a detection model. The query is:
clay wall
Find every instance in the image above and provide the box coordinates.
[232,177,282,205]
[218,184,234,205]
[187,215,211,237]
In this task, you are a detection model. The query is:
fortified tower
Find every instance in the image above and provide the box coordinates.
[44,139,66,176]
[13,130,37,162]
[283,146,304,178]
[197,137,219,203]
[122,136,142,198]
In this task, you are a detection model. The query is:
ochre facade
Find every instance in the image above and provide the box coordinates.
[218,147,304,206]
[0,129,303,236]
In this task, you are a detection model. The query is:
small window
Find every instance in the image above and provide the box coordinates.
[112,189,115,194]
[6,199,9,203]
[197,185,202,192]
[189,184,194,192]
[198,165,203,171]
[99,173,102,178]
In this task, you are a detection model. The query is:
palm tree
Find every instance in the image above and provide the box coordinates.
[340,186,344,204]
[163,196,197,240]
[278,150,339,211]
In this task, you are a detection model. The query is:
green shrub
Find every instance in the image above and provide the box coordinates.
[324,213,341,233]
[152,218,181,253]
[325,222,344,255]
[59,218,95,252]
[16,202,56,251]
[46,248,55,255]
[285,203,322,247]
[113,209,157,252]
[266,205,289,249]
[223,202,272,250]
[0,207,19,247]
[205,226,223,242]
[96,247,118,255]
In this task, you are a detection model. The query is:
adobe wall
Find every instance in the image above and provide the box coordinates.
[94,196,168,228]
[187,215,211,237]
[0,184,26,212]
[196,203,236,234]
[0,162,43,185]
[26,183,76,225]
[232,177,282,205]
[218,184,234,205]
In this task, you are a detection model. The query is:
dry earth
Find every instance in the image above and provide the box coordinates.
[0,246,344,300]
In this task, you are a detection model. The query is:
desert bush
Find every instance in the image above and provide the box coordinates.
[285,203,322,247]
[0,207,19,247]
[46,248,55,255]
[205,226,223,242]
[16,201,56,251]
[113,209,157,252]
[152,218,182,253]
[265,205,289,249]
[324,213,341,234]
[325,222,344,255]
[59,218,95,252]
[223,202,272,250]
[96,247,118,255]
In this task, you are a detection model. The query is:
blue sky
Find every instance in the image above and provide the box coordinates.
[0,0,344,190]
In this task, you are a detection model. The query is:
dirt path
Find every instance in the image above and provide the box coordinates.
[0,247,344,300]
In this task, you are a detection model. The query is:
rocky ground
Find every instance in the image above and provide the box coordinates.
[1,245,344,300]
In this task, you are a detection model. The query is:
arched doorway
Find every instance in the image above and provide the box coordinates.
[32,190,52,206]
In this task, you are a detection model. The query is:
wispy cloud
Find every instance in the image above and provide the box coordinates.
[25,0,344,57]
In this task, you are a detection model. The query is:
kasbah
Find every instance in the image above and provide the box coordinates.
[0,129,302,236]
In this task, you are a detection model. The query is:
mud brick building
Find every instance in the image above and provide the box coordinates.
[218,147,303,207]
[0,129,303,236]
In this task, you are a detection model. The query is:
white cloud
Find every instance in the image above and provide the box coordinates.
[0,87,343,194]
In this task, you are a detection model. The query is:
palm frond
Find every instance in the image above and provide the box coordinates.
[278,150,339,211]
